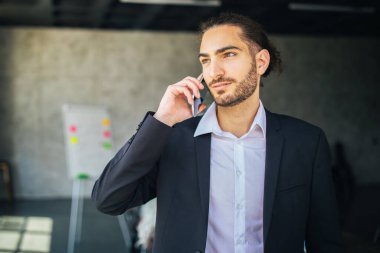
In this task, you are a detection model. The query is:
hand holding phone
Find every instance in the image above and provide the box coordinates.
[154,75,206,126]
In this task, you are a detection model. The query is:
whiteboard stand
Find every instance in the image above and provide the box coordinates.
[66,174,133,253]
[117,214,133,251]
[67,174,88,253]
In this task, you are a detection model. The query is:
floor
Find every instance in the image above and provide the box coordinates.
[0,199,131,253]
[0,195,379,253]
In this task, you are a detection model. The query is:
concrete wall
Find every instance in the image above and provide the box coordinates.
[0,27,379,198]
[263,36,380,187]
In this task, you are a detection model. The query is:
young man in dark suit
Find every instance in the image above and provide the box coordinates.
[92,13,342,253]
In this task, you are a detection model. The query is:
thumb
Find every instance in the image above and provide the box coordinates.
[198,103,207,114]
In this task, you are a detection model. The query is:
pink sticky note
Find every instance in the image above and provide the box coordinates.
[103,130,112,138]
[69,125,77,133]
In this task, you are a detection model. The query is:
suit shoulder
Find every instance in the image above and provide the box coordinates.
[269,111,324,137]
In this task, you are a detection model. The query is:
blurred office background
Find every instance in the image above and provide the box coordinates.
[0,0,379,252]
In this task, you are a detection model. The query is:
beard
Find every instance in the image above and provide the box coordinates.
[209,60,257,107]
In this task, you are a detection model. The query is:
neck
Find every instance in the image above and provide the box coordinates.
[216,89,260,138]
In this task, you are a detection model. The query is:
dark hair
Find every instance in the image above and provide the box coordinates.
[199,12,282,78]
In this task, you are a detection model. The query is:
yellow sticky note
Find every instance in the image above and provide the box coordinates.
[102,118,110,127]
[70,136,78,144]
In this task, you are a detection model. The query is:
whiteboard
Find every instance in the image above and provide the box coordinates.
[62,104,114,179]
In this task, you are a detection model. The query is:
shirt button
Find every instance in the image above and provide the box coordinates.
[236,170,241,177]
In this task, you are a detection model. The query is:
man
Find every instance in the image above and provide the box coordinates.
[92,13,342,253]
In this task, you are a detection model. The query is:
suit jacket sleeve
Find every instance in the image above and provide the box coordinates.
[306,130,342,253]
[91,112,172,215]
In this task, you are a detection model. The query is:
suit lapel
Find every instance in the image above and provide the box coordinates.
[194,133,211,223]
[263,110,284,243]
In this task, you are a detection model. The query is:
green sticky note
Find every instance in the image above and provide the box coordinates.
[103,142,112,150]
[76,173,90,180]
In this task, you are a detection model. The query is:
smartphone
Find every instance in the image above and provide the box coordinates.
[192,74,208,117]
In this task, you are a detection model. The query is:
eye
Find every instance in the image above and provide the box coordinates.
[200,58,210,64]
[225,52,236,57]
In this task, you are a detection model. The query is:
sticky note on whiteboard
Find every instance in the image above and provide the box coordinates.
[102,118,110,127]
[70,136,79,144]
[62,104,114,179]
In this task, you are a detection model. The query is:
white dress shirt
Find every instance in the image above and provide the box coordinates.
[194,100,267,253]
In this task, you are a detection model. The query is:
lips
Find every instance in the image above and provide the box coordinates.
[211,82,231,88]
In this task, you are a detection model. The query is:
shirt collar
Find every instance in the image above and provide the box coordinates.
[194,100,266,139]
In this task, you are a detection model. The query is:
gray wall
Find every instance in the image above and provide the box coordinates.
[263,36,380,186]
[0,27,379,198]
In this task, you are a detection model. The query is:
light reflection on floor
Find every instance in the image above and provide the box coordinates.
[0,216,53,253]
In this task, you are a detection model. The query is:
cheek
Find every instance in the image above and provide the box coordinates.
[202,66,214,84]
[225,61,251,79]
[238,58,255,76]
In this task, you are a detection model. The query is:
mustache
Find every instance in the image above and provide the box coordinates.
[209,77,236,86]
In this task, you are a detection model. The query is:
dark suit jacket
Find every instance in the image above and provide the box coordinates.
[92,109,342,253]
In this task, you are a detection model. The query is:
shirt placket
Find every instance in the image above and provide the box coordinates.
[234,140,246,253]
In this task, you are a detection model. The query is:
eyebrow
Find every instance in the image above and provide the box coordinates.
[198,46,242,59]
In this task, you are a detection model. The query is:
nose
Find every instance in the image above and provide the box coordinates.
[208,60,224,80]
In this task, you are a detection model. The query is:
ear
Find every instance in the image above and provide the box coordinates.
[256,49,270,76]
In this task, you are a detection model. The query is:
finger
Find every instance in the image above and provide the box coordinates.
[185,76,204,90]
[177,79,201,98]
[198,103,207,114]
[171,85,193,105]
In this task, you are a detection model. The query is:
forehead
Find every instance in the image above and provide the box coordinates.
[200,25,248,54]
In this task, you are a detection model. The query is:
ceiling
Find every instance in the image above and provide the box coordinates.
[0,0,379,36]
